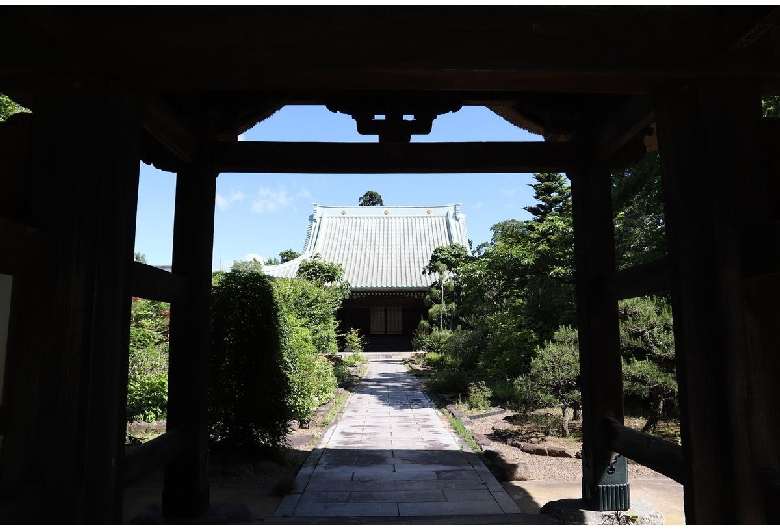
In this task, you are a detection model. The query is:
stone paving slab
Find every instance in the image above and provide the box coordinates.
[398,500,504,516]
[273,359,523,518]
[293,502,400,517]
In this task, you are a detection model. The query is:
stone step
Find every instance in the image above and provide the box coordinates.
[257,513,558,525]
[338,351,416,361]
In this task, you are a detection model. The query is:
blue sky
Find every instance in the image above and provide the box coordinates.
[134,105,542,271]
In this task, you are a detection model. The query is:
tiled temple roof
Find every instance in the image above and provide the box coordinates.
[263,204,469,290]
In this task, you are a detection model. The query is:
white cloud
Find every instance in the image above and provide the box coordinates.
[473,202,483,209]
[215,189,245,210]
[244,253,264,263]
[251,186,292,213]
[250,184,314,213]
[501,187,521,198]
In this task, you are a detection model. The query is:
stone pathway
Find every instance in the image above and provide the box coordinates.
[273,359,521,518]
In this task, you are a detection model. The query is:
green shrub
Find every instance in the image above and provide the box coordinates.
[342,353,367,366]
[280,315,337,423]
[343,328,365,353]
[127,373,168,423]
[443,327,484,369]
[414,328,452,354]
[426,365,470,394]
[422,352,445,367]
[526,326,580,409]
[519,325,581,437]
[127,298,170,423]
[481,307,538,380]
[273,277,347,354]
[333,363,351,387]
[466,380,493,410]
[502,375,537,411]
[488,377,516,404]
[528,411,564,437]
[619,296,677,433]
[210,270,290,448]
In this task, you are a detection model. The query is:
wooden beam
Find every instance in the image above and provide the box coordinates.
[143,93,197,164]
[656,79,771,523]
[726,7,780,51]
[2,7,778,94]
[606,258,671,300]
[8,65,780,96]
[604,418,685,485]
[130,262,187,303]
[208,141,583,174]
[761,118,780,222]
[742,223,780,278]
[0,78,143,523]
[0,216,52,277]
[124,429,184,487]
[570,163,628,511]
[593,97,655,164]
[163,165,216,518]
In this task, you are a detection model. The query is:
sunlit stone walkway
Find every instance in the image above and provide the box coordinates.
[274,359,521,517]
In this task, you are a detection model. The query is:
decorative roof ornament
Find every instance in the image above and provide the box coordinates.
[326,98,462,144]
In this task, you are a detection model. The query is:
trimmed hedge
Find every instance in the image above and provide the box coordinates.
[209,269,290,448]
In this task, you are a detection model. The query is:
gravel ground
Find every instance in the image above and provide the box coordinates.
[402,359,671,483]
[463,408,669,482]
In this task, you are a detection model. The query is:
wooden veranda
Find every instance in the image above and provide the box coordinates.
[1,6,779,524]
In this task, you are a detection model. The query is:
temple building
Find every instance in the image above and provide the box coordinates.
[3,7,780,523]
[263,204,469,351]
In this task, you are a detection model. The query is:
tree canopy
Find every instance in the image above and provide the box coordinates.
[358,190,384,206]
[279,249,301,263]
[414,162,675,432]
[0,93,30,122]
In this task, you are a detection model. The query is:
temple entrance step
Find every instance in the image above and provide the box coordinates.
[362,335,414,352]
[337,351,416,361]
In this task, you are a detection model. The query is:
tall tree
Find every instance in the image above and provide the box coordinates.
[358,190,384,206]
[230,258,264,274]
[422,243,471,330]
[524,172,572,222]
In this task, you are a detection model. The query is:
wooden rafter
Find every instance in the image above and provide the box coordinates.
[593,96,655,164]
[207,140,583,174]
[130,262,188,304]
[143,93,197,164]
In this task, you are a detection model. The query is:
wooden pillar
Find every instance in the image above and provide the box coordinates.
[655,78,774,523]
[162,164,216,517]
[0,78,142,522]
[568,163,628,511]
